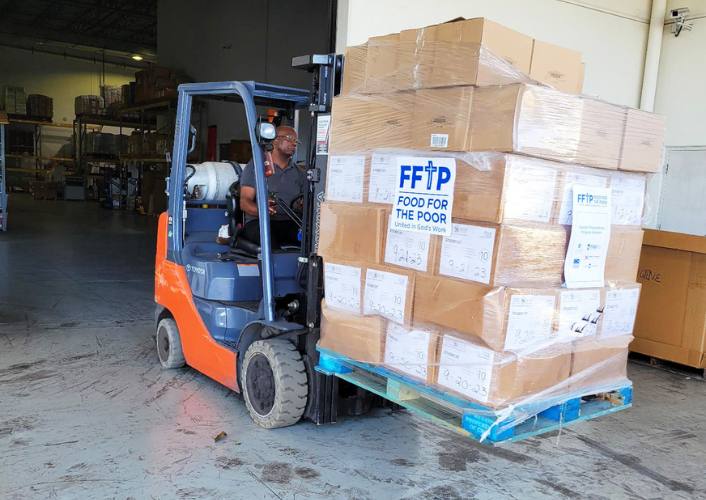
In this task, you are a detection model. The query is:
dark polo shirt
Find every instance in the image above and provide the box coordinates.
[240,157,306,222]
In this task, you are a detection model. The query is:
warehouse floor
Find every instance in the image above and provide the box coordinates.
[1,195,705,500]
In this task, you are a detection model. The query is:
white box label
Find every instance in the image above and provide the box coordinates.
[603,288,640,337]
[315,114,331,155]
[564,185,612,288]
[323,262,361,313]
[391,156,456,236]
[368,153,397,204]
[384,323,433,380]
[363,268,409,323]
[504,294,557,351]
[326,155,365,203]
[384,219,432,272]
[439,223,496,284]
[437,336,494,403]
[610,172,646,226]
[430,133,449,148]
[503,160,557,223]
[558,172,609,225]
[557,289,602,340]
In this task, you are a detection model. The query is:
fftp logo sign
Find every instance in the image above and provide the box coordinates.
[392,156,456,236]
[400,161,453,191]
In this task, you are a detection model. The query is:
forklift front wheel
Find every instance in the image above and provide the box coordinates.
[241,339,307,429]
[156,318,186,369]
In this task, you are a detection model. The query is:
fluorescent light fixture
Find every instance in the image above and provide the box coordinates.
[131,54,143,61]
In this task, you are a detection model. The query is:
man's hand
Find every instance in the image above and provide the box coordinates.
[268,198,277,215]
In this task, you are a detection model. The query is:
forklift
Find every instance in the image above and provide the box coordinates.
[154,55,367,428]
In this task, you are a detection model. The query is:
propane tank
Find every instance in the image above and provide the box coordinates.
[184,161,240,201]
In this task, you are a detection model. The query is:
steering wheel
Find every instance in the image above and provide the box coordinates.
[290,194,304,215]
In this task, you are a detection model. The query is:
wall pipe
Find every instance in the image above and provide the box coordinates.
[640,0,667,111]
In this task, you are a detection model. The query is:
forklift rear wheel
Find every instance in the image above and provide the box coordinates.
[241,339,307,429]
[156,318,186,369]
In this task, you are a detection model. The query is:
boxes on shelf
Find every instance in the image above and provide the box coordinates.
[1,86,27,115]
[26,94,53,120]
[75,95,104,116]
[134,66,189,103]
[633,230,706,369]
[100,85,123,110]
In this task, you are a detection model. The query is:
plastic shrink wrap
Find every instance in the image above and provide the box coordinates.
[320,15,664,440]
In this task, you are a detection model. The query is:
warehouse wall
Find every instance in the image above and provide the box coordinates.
[157,0,334,152]
[0,46,135,156]
[336,0,652,107]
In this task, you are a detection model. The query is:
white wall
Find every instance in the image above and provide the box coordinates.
[655,0,706,146]
[0,46,135,156]
[336,0,651,106]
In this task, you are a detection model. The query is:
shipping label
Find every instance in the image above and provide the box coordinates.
[368,153,396,204]
[564,185,612,288]
[323,262,361,313]
[504,294,557,351]
[557,289,602,340]
[602,287,640,337]
[363,268,409,324]
[384,220,432,272]
[610,172,646,226]
[391,156,456,236]
[438,335,494,403]
[439,223,496,284]
[503,161,558,223]
[326,155,365,202]
[384,323,433,380]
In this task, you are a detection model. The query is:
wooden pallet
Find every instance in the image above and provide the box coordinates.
[629,352,705,379]
[317,347,632,444]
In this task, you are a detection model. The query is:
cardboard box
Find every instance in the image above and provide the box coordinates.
[396,26,436,90]
[571,336,631,393]
[606,227,644,283]
[364,33,399,93]
[341,44,368,95]
[619,108,666,173]
[529,40,584,94]
[430,18,533,88]
[318,202,386,264]
[413,278,560,351]
[329,93,414,152]
[432,221,569,287]
[412,87,474,151]
[320,300,386,363]
[436,334,571,407]
[384,323,440,383]
[632,230,706,368]
[470,84,624,171]
[363,265,415,325]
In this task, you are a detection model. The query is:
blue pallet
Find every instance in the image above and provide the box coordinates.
[317,347,633,444]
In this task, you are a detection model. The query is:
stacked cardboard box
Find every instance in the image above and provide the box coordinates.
[1,86,27,115]
[321,17,664,410]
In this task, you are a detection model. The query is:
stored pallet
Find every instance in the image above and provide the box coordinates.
[316,347,632,444]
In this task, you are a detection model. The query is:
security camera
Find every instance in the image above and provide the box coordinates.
[670,7,693,37]
[670,7,689,18]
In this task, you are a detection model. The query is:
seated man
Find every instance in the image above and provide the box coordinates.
[239,125,305,248]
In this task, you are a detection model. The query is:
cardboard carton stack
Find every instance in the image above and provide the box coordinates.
[320,17,665,410]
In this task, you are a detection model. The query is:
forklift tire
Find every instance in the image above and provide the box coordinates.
[241,339,307,429]
[156,318,186,369]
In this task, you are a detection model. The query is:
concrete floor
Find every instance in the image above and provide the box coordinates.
[1,194,705,500]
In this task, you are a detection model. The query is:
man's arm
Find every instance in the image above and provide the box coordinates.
[240,186,259,217]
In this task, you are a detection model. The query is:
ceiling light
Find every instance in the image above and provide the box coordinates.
[131,54,143,61]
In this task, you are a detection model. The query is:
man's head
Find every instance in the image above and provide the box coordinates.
[273,125,298,158]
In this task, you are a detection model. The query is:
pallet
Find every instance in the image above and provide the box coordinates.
[629,352,705,379]
[316,347,632,444]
